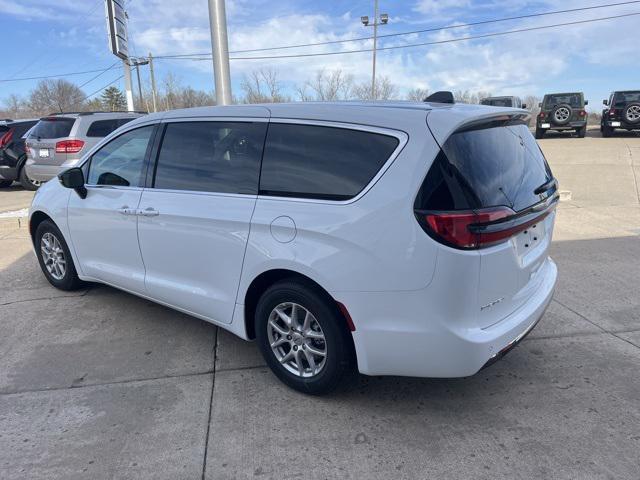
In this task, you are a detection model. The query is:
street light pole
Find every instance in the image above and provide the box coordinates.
[208,0,233,105]
[361,2,388,100]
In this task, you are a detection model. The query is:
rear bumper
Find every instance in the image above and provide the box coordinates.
[606,120,639,129]
[0,165,18,181]
[25,161,63,182]
[336,257,557,378]
[538,121,586,130]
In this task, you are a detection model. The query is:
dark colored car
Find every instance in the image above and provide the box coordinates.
[480,96,526,108]
[601,90,640,137]
[535,92,588,139]
[0,119,40,189]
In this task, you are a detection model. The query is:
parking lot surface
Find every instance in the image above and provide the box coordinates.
[1,129,639,479]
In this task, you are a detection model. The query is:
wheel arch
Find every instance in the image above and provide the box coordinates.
[29,210,53,245]
[242,268,354,344]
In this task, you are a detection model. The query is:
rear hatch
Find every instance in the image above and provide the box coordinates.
[27,116,77,165]
[420,110,558,328]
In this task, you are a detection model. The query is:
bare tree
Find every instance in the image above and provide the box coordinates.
[454,90,492,104]
[2,94,26,118]
[298,69,354,101]
[241,68,288,104]
[27,79,86,115]
[352,76,398,101]
[406,88,430,102]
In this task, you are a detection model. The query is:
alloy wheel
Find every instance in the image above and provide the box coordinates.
[40,232,66,280]
[554,107,570,123]
[626,105,640,123]
[267,302,327,378]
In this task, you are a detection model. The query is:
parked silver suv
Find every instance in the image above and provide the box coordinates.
[25,111,144,183]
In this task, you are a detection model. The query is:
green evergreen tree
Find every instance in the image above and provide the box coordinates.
[100,86,126,111]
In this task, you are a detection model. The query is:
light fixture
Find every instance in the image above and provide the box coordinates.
[361,15,369,26]
[380,13,389,24]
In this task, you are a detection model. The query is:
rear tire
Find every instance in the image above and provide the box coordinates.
[535,127,545,139]
[577,125,586,138]
[0,180,12,188]
[602,124,613,137]
[35,220,84,291]
[255,280,355,395]
[19,164,41,191]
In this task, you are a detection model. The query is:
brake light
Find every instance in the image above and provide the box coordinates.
[417,206,552,250]
[0,129,14,148]
[578,110,586,117]
[609,109,616,116]
[55,139,84,153]
[538,112,545,119]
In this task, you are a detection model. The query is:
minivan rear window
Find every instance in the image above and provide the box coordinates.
[416,120,553,213]
[260,124,399,200]
[30,117,75,139]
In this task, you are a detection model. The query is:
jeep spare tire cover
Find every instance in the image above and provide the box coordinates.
[551,104,572,125]
[624,103,640,124]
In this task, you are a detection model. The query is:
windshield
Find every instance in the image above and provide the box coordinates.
[30,117,75,139]
[543,94,583,108]
[613,91,640,106]
[481,98,513,107]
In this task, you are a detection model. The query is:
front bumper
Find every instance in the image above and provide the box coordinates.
[335,257,557,378]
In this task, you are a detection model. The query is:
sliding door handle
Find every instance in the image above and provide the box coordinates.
[138,207,159,217]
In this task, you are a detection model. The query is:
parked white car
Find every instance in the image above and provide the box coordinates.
[29,101,558,394]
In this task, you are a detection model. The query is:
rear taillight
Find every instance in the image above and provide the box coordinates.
[609,109,616,116]
[578,110,586,117]
[538,112,546,119]
[417,206,552,250]
[55,139,84,154]
[0,129,14,148]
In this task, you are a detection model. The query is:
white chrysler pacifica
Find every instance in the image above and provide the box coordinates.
[29,101,558,394]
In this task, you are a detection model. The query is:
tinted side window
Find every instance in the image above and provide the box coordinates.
[86,118,135,137]
[88,125,154,187]
[153,121,266,194]
[260,124,399,200]
[13,121,37,138]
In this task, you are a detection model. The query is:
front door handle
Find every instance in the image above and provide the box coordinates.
[117,206,136,215]
[138,207,159,217]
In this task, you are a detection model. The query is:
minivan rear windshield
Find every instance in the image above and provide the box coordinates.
[416,120,553,213]
[30,117,75,139]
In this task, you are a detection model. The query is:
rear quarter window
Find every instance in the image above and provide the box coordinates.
[86,118,135,137]
[260,123,400,200]
[30,118,75,139]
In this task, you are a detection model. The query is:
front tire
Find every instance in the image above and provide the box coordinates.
[255,280,354,395]
[35,220,84,291]
[19,164,41,191]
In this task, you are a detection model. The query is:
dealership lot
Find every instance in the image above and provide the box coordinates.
[1,129,639,479]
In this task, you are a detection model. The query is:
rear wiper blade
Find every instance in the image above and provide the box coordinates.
[534,178,557,195]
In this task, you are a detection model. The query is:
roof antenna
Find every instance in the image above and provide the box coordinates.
[424,91,455,104]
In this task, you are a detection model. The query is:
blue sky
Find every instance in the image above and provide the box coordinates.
[0,0,639,110]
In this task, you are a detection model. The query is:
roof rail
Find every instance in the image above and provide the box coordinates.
[424,91,455,104]
[46,110,148,116]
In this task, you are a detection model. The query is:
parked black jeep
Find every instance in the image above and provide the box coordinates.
[601,90,640,137]
[535,92,588,139]
[480,96,526,108]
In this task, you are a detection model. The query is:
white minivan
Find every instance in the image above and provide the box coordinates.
[29,101,558,394]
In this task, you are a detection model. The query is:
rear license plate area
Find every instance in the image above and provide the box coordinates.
[39,148,50,158]
[541,123,551,128]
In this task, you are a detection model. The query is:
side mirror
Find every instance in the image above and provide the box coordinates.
[603,99,608,106]
[538,102,542,107]
[522,104,527,109]
[584,100,589,105]
[58,167,87,199]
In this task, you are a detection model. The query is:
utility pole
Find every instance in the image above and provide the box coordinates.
[122,59,134,112]
[148,52,158,112]
[360,2,388,100]
[130,57,150,111]
[207,0,232,105]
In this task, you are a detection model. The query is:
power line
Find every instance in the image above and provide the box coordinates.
[0,66,118,83]
[155,11,639,61]
[75,74,125,106]
[76,62,120,89]
[153,0,640,58]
